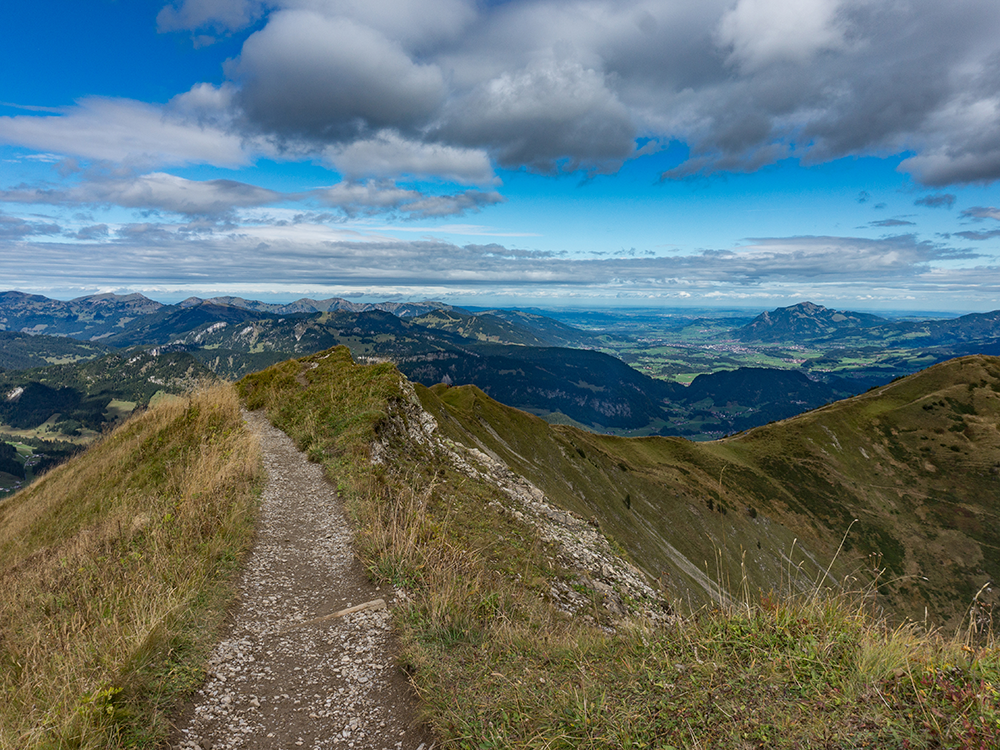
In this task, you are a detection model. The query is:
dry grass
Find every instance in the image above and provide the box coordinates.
[0,384,263,749]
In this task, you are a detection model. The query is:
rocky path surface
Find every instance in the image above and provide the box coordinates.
[172,411,432,750]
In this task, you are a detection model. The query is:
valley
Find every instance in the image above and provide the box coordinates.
[418,353,1000,630]
[2,291,999,484]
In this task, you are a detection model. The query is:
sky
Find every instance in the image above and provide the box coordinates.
[3,0,1000,312]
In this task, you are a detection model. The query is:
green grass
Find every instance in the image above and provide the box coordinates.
[413,593,1000,749]
[239,346,1000,749]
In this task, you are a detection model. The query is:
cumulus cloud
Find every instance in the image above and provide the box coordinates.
[438,60,636,172]
[324,131,496,185]
[288,0,475,50]
[1,173,283,216]
[231,10,446,141]
[9,0,1000,192]
[663,0,1000,183]
[316,180,503,219]
[895,87,1000,185]
[717,0,847,71]
[167,82,240,128]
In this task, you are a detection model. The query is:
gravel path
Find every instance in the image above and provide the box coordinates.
[172,410,432,750]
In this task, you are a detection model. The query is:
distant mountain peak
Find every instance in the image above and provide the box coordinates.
[74,292,155,304]
[737,301,887,342]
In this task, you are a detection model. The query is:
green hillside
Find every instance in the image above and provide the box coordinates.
[415,307,601,348]
[0,331,109,370]
[236,347,1000,748]
[411,308,553,346]
[419,355,1000,629]
[0,349,214,437]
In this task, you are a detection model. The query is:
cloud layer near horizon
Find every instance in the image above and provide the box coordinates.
[4,0,1000,191]
[4,224,997,308]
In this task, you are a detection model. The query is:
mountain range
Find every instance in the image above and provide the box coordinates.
[0,290,450,340]
[6,292,1000,442]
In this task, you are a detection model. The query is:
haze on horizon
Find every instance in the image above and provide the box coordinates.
[3,0,1000,313]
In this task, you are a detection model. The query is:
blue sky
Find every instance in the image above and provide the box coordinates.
[3,0,1000,311]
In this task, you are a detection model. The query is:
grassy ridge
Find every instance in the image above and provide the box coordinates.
[0,385,262,748]
[239,347,1000,748]
[704,355,1000,628]
[418,380,822,610]
[420,356,1000,629]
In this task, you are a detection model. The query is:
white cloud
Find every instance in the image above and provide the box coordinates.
[439,59,635,171]
[0,97,259,168]
[168,82,239,127]
[7,0,1000,194]
[316,179,503,219]
[231,10,446,140]
[4,221,985,296]
[157,0,266,33]
[0,211,61,239]
[1,173,283,216]
[285,0,476,50]
[717,0,847,71]
[385,223,541,237]
[320,181,419,212]
[705,235,975,280]
[323,131,496,185]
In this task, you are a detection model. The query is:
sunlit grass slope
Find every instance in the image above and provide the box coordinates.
[711,354,1000,628]
[0,385,262,749]
[239,347,1000,749]
[418,379,823,611]
[420,355,1000,630]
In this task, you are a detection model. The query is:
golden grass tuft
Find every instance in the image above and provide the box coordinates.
[0,383,263,749]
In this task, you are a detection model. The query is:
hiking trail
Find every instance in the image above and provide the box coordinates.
[172,410,431,750]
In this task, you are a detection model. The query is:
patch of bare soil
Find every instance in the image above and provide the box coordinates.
[171,411,432,750]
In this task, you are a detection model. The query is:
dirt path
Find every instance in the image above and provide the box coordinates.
[172,411,432,750]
